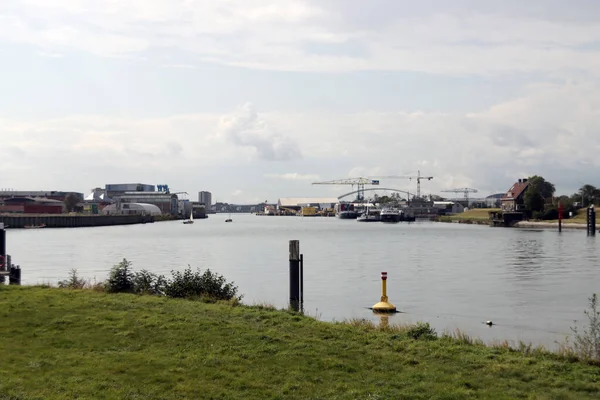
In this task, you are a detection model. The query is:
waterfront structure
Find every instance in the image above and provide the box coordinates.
[102,203,162,216]
[501,179,530,212]
[432,201,465,214]
[0,197,64,214]
[198,191,212,206]
[114,192,178,215]
[105,183,155,199]
[0,190,84,202]
[277,198,339,213]
[485,193,504,208]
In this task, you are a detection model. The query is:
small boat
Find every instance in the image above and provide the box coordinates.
[225,213,232,222]
[183,211,194,224]
[357,206,381,222]
[380,208,402,223]
[24,223,46,229]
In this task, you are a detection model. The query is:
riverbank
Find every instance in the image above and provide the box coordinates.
[0,286,598,399]
[0,213,154,228]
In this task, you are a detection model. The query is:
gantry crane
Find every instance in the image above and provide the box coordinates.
[441,188,478,205]
[311,177,380,202]
[371,171,433,199]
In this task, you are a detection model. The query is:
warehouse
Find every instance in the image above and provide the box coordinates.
[277,198,339,212]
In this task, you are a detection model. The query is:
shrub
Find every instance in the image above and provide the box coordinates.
[133,269,167,296]
[58,269,87,289]
[165,267,241,301]
[105,259,135,293]
[406,322,437,340]
[570,293,600,361]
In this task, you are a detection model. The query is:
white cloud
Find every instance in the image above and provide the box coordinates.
[2,1,600,75]
[265,173,321,181]
[1,82,599,200]
[219,103,301,161]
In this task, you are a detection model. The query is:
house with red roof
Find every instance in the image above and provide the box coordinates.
[501,179,530,212]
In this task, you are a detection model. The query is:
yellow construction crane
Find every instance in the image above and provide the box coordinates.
[311,177,380,202]
[372,171,433,199]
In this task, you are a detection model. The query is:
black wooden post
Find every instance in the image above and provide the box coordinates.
[0,222,6,260]
[0,223,5,285]
[9,265,21,285]
[289,240,300,311]
[587,206,596,236]
[299,254,304,310]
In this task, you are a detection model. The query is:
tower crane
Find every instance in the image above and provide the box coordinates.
[311,177,380,202]
[440,188,478,205]
[371,171,433,199]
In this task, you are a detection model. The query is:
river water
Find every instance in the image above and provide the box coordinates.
[5,214,599,349]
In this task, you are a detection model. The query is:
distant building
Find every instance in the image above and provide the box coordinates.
[105,183,155,199]
[198,191,212,206]
[102,202,162,216]
[501,179,530,212]
[115,192,178,215]
[278,197,339,212]
[433,201,465,214]
[0,190,83,202]
[0,197,64,214]
[485,193,505,208]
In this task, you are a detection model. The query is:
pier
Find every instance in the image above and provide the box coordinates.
[0,214,154,229]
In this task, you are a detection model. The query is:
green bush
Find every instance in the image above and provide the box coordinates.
[58,269,87,289]
[570,293,600,361]
[105,259,135,293]
[406,322,437,340]
[165,267,241,301]
[133,269,167,296]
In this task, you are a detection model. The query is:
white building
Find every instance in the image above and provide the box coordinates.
[102,202,162,216]
[198,191,212,206]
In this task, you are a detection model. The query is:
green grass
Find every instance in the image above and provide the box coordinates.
[438,208,499,223]
[0,286,599,399]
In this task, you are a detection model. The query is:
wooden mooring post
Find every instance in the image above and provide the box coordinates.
[289,240,304,312]
[0,223,21,285]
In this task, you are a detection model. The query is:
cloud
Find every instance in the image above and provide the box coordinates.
[265,173,320,181]
[1,82,600,201]
[219,103,301,161]
[2,1,600,76]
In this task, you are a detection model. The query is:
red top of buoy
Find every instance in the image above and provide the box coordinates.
[381,272,387,280]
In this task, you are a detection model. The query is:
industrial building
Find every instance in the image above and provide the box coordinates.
[198,191,212,206]
[277,198,339,213]
[105,183,155,199]
[0,197,64,214]
[115,192,178,215]
[0,190,83,202]
[102,203,162,216]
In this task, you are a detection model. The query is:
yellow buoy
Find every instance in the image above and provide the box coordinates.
[372,271,397,313]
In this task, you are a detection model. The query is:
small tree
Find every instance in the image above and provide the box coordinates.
[527,176,555,200]
[64,193,80,212]
[524,185,545,215]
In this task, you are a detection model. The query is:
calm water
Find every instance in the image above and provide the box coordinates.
[6,215,600,348]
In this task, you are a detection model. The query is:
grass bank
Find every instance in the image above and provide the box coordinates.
[0,286,598,399]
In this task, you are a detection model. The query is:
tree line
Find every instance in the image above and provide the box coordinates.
[523,175,599,220]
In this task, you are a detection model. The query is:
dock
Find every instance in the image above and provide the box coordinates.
[0,214,154,229]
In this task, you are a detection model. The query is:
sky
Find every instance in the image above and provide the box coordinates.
[1,0,600,203]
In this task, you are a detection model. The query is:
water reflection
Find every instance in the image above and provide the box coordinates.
[506,234,545,281]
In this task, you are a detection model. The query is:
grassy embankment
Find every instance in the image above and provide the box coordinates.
[437,208,499,224]
[438,207,600,226]
[1,286,599,399]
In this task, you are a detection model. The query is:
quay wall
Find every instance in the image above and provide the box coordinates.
[0,214,153,229]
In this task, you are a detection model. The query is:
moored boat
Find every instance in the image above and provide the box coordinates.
[357,206,381,222]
